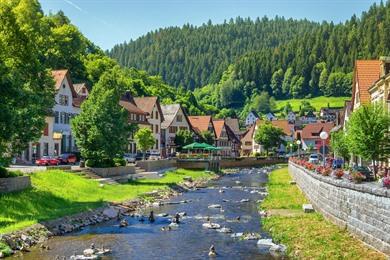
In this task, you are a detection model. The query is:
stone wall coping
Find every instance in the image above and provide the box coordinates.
[290,162,390,198]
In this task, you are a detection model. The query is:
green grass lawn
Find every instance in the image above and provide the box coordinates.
[275,96,349,112]
[261,167,385,260]
[0,169,214,234]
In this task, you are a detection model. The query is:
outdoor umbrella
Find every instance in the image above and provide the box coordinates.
[182,142,210,150]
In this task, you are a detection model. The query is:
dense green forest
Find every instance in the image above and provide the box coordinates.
[109,1,390,101]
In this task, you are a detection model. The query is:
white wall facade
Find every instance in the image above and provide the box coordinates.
[245,112,258,126]
[165,107,191,155]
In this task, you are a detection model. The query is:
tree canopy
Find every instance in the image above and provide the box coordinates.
[254,123,286,154]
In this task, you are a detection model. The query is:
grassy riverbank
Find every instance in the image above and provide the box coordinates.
[261,167,386,260]
[0,169,215,234]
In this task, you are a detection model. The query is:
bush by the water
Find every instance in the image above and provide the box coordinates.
[0,167,23,178]
[0,242,13,256]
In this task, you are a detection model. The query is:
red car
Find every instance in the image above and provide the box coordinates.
[57,153,77,164]
[35,156,60,166]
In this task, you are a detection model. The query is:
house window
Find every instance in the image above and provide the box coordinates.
[43,142,49,156]
[155,124,159,133]
[177,115,183,122]
[155,111,158,119]
[55,112,59,124]
[43,123,49,136]
[245,141,252,146]
[59,94,69,106]
[169,126,178,133]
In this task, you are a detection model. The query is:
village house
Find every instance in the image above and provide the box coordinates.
[300,122,334,154]
[252,120,294,154]
[369,57,390,113]
[21,70,87,163]
[225,117,241,137]
[134,97,164,155]
[213,119,241,157]
[188,115,217,145]
[240,125,255,156]
[245,110,260,126]
[161,104,192,157]
[299,110,317,124]
[286,111,296,123]
[265,112,277,121]
[119,92,149,155]
[319,107,343,122]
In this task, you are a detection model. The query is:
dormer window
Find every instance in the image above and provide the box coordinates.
[62,84,66,89]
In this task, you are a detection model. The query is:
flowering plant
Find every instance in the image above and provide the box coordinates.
[321,167,332,176]
[383,176,390,188]
[315,166,324,174]
[333,169,344,179]
[349,172,366,183]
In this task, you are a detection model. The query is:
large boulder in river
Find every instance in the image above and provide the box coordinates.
[269,244,287,258]
[103,207,119,219]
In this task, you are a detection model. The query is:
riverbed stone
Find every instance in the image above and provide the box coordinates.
[269,244,287,258]
[257,239,276,250]
[103,207,119,218]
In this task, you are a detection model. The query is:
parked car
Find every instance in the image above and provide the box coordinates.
[351,165,375,181]
[135,152,150,161]
[308,154,320,164]
[36,156,60,166]
[123,153,136,164]
[149,151,161,160]
[332,158,344,169]
[57,153,77,164]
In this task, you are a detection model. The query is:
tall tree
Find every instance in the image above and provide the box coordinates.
[346,105,390,178]
[254,123,285,155]
[134,128,155,159]
[71,67,130,165]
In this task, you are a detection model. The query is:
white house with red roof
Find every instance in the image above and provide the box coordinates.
[20,70,88,163]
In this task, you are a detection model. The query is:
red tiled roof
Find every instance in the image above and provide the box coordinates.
[213,119,225,139]
[188,115,214,135]
[352,60,381,109]
[301,122,334,140]
[119,100,147,115]
[256,120,293,136]
[134,96,164,122]
[241,124,255,143]
[51,69,78,98]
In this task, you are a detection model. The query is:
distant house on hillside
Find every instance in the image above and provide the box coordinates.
[73,83,89,97]
[134,97,164,154]
[265,112,277,121]
[245,111,260,126]
[161,104,192,157]
[319,107,343,122]
[286,111,296,123]
[300,110,317,124]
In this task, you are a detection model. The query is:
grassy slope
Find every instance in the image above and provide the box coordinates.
[0,169,214,234]
[275,96,349,112]
[261,167,385,260]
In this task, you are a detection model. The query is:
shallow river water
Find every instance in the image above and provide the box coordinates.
[21,167,276,260]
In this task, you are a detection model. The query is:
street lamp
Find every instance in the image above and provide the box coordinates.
[289,143,293,156]
[320,131,329,166]
[296,140,301,158]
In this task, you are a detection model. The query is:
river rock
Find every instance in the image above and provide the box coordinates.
[240,199,250,203]
[257,239,276,250]
[103,207,118,219]
[242,233,261,240]
[202,223,221,229]
[208,204,222,209]
[157,213,169,217]
[83,248,95,257]
[269,244,287,258]
[168,223,179,228]
[231,232,244,238]
[216,227,232,233]
[178,212,187,217]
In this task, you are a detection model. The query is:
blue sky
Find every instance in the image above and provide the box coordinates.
[40,0,380,50]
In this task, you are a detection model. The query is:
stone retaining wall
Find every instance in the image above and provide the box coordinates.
[0,176,31,193]
[89,166,135,177]
[136,159,176,172]
[289,162,390,255]
[177,158,286,170]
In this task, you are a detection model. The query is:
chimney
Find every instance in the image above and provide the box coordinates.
[379,56,390,77]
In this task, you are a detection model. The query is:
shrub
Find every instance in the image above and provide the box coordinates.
[113,158,126,167]
[0,167,22,178]
[349,172,366,183]
[333,169,344,179]
[0,242,13,257]
[316,166,324,174]
[85,159,96,167]
[0,167,8,178]
[253,152,261,157]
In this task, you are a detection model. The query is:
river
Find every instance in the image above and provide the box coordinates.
[20,167,277,260]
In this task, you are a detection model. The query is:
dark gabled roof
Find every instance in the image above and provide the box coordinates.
[225,117,240,134]
[249,110,260,118]
[51,69,78,98]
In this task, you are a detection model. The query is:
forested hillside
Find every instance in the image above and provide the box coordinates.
[109,1,390,97]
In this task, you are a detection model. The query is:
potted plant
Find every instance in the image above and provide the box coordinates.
[349,171,366,184]
[333,169,344,179]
